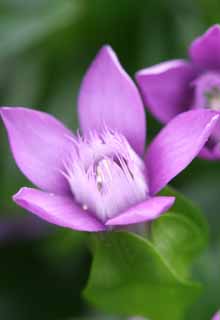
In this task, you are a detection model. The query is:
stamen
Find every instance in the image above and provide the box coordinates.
[63,129,148,222]
[96,165,103,191]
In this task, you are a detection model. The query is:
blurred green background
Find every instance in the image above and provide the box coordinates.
[0,0,219,319]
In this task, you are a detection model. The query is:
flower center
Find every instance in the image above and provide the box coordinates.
[63,130,148,222]
[192,72,220,111]
[205,87,220,110]
[191,72,220,157]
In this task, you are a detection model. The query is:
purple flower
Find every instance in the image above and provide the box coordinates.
[0,46,218,232]
[213,311,220,320]
[136,24,220,160]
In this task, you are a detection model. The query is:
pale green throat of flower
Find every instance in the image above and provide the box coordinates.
[205,87,220,110]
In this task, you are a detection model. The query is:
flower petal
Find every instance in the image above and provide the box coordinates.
[106,196,175,226]
[212,312,220,320]
[189,24,220,69]
[146,110,219,195]
[204,142,220,160]
[0,107,74,195]
[13,187,106,232]
[199,117,220,160]
[78,45,146,155]
[136,60,197,123]
[199,146,217,160]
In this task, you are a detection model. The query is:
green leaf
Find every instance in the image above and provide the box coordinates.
[85,231,201,320]
[159,186,208,237]
[151,213,206,277]
[153,186,209,276]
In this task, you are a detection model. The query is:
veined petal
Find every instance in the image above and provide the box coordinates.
[189,24,220,69]
[106,196,175,226]
[78,45,146,156]
[146,110,219,195]
[0,107,73,195]
[136,60,197,123]
[13,187,106,232]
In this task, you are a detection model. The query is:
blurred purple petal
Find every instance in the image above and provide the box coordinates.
[13,187,106,232]
[146,110,219,195]
[0,215,49,244]
[212,311,220,320]
[78,45,146,155]
[136,60,197,123]
[0,107,73,195]
[189,24,220,69]
[106,196,175,226]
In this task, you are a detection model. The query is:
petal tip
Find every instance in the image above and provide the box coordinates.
[136,60,196,124]
[95,44,118,66]
[207,24,220,35]
[189,24,220,69]
[1,107,73,194]
[0,106,25,115]
[0,106,12,119]
[135,60,188,78]
[146,109,220,195]
[13,187,107,233]
[12,187,28,203]
[99,44,114,53]
[168,196,176,206]
[0,106,32,125]
[191,24,220,48]
[78,44,146,155]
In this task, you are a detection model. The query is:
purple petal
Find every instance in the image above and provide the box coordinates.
[13,187,106,232]
[212,312,220,320]
[105,196,175,226]
[199,117,220,160]
[146,110,219,195]
[136,60,197,123]
[199,147,217,160]
[0,107,74,195]
[78,45,146,155]
[189,24,220,69]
